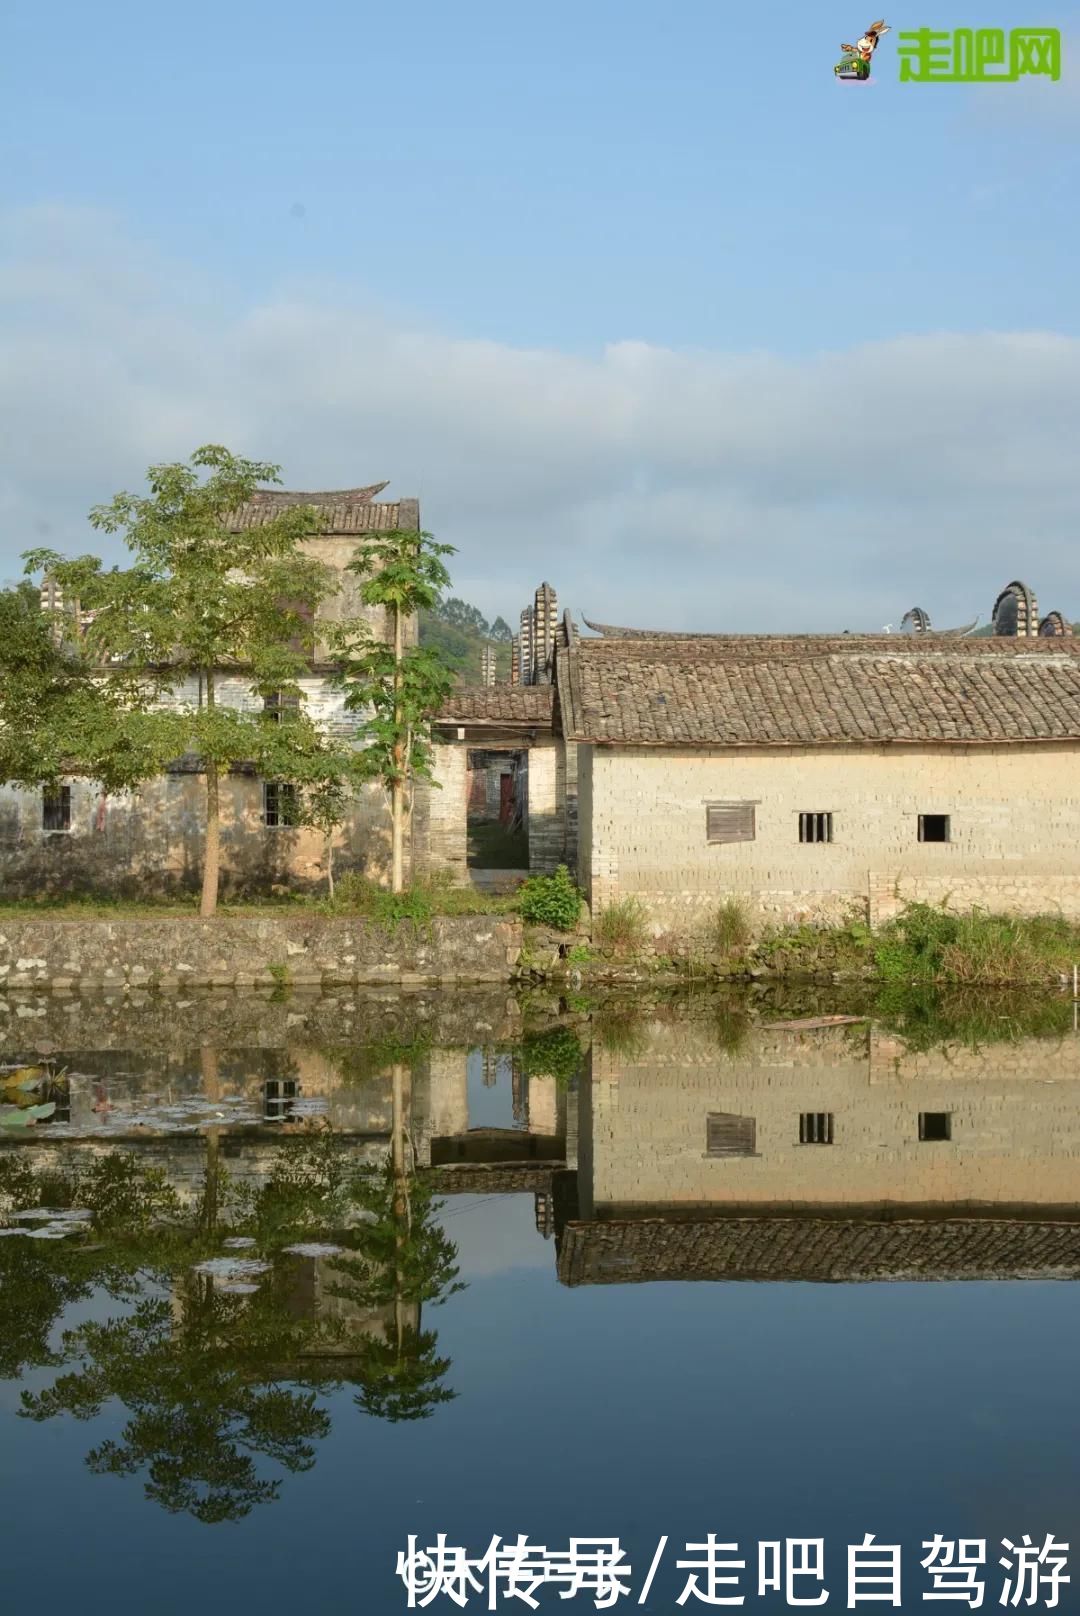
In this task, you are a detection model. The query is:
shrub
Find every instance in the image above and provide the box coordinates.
[593,896,650,956]
[711,897,752,955]
[874,902,1080,987]
[518,865,582,931]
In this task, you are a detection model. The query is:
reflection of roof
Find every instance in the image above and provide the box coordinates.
[428,1163,562,1195]
[229,484,419,534]
[558,1216,1080,1285]
[437,686,555,726]
[556,635,1080,747]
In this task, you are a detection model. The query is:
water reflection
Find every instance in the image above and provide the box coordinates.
[4,985,1080,1524]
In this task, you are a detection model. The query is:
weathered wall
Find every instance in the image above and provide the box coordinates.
[579,742,1080,930]
[0,914,522,989]
[526,745,561,873]
[587,1020,1080,1211]
[414,744,468,881]
[0,769,392,898]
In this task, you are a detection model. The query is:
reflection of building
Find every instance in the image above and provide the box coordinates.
[557,1019,1080,1285]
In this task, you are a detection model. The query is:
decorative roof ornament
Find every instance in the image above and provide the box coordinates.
[1039,611,1074,637]
[992,580,1039,637]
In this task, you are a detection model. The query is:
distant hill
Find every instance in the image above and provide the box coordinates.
[419,597,513,684]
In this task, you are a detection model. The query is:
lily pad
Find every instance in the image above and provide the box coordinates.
[0,1102,56,1128]
[192,1257,270,1282]
[222,1236,257,1249]
[283,1242,345,1258]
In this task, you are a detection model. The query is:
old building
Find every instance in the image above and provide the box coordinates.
[0,483,419,898]
[555,621,1080,932]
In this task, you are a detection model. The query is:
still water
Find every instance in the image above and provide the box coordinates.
[2,985,1080,1613]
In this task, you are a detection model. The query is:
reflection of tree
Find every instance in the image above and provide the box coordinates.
[14,1065,465,1519]
[22,1281,330,1523]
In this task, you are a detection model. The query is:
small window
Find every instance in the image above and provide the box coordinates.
[919,1111,952,1142]
[706,802,756,845]
[799,812,833,844]
[263,690,301,724]
[263,1078,299,1122]
[799,1112,834,1145]
[918,814,951,843]
[42,786,71,832]
[706,1112,757,1157]
[263,781,300,828]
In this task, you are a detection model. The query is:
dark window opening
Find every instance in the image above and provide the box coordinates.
[263,1078,299,1122]
[919,1111,952,1142]
[799,812,833,844]
[706,1112,757,1157]
[263,690,301,724]
[706,802,757,845]
[263,781,300,828]
[918,814,951,843]
[799,1111,834,1144]
[42,786,71,832]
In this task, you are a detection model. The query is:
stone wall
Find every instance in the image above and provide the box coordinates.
[578,741,1080,931]
[0,914,522,990]
[0,771,393,899]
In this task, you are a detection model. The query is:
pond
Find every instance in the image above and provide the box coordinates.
[2,983,1080,1613]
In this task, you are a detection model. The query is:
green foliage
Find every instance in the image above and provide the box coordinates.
[711,897,753,955]
[0,582,181,793]
[518,865,581,931]
[334,636,454,787]
[419,597,513,684]
[873,902,1080,987]
[23,446,354,915]
[520,1025,584,1085]
[593,896,650,956]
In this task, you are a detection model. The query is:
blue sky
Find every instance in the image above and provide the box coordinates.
[2,0,1079,630]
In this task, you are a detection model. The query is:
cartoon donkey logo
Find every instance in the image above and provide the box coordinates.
[835,20,890,80]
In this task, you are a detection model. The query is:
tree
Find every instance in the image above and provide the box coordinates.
[333,529,455,893]
[0,582,182,799]
[489,615,512,641]
[24,446,344,917]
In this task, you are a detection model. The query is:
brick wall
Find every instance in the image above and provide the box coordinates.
[412,743,468,882]
[587,1021,1080,1211]
[580,742,1080,929]
[526,745,561,873]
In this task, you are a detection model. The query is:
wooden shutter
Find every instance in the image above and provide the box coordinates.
[706,801,756,844]
[706,1112,757,1157]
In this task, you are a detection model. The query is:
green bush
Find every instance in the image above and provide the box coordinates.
[594,896,650,956]
[518,865,582,931]
[874,902,1080,987]
[711,897,752,955]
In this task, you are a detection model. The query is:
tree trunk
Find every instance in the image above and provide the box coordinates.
[326,831,335,901]
[391,602,405,893]
[200,671,220,918]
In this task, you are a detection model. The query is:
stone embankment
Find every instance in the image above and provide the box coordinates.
[0,915,522,991]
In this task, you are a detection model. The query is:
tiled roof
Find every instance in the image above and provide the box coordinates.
[229,484,419,534]
[558,1216,1080,1285]
[557,635,1080,747]
[438,685,555,725]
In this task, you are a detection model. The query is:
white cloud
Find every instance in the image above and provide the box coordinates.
[2,203,1079,633]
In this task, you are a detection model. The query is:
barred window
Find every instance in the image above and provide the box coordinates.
[706,1112,757,1157]
[263,1079,299,1122]
[263,690,301,724]
[42,786,71,832]
[799,812,833,844]
[263,781,300,828]
[705,801,756,845]
[799,1112,834,1145]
